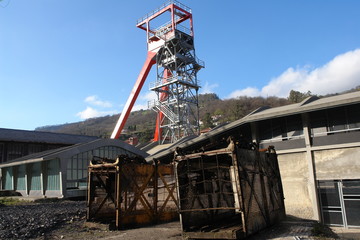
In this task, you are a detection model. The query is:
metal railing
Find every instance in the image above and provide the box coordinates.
[260,134,304,143]
[149,76,177,89]
[137,0,191,25]
[312,126,360,137]
[148,100,179,123]
[149,75,200,90]
[150,22,192,40]
[175,25,192,36]
[195,56,205,68]
[260,126,360,143]
[153,21,173,39]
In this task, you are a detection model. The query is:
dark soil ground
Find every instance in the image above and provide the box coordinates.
[0,199,86,239]
[1,199,359,240]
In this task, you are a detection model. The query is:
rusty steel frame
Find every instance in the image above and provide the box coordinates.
[87,157,178,229]
[174,143,285,239]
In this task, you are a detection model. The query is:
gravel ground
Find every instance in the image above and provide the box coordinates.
[0,200,86,239]
[1,200,359,240]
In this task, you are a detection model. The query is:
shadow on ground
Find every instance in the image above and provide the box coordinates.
[246,215,339,240]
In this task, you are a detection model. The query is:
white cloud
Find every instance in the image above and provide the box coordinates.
[139,91,157,101]
[227,49,360,98]
[77,92,158,120]
[200,82,219,94]
[85,95,112,108]
[132,91,157,111]
[131,103,149,112]
[76,107,117,120]
[228,87,261,98]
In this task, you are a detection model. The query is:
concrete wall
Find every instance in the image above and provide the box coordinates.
[314,147,360,180]
[278,152,313,219]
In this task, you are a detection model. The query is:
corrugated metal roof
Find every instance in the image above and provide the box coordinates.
[147,91,360,161]
[0,139,149,168]
[243,91,360,122]
[0,128,98,144]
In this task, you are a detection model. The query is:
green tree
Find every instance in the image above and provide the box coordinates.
[202,112,214,129]
[288,90,312,103]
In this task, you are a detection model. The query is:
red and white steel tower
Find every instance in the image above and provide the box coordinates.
[111,0,204,143]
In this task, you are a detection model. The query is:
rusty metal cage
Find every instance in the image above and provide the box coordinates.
[87,156,178,229]
[174,145,285,239]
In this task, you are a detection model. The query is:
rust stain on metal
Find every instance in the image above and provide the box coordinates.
[87,155,178,229]
[174,140,285,239]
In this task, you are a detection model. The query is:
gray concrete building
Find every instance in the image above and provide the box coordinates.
[0,128,98,163]
[148,91,360,228]
[0,132,148,198]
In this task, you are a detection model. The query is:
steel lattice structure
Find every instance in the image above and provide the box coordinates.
[149,28,204,143]
[111,1,204,144]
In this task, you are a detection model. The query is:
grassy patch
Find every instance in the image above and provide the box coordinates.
[0,197,26,206]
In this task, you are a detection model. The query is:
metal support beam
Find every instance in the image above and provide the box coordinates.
[111,51,157,139]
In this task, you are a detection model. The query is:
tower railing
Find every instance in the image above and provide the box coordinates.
[136,0,192,25]
[151,22,192,39]
[149,75,200,90]
[148,100,179,123]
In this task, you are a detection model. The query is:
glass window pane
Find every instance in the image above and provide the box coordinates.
[342,180,360,195]
[327,108,346,131]
[72,169,77,180]
[272,118,285,139]
[347,104,360,129]
[259,120,272,141]
[67,182,76,189]
[319,181,341,207]
[310,111,328,136]
[286,115,303,137]
[344,200,360,226]
[323,211,343,225]
[67,169,72,180]
[0,143,4,163]
[72,157,77,170]
[7,143,25,160]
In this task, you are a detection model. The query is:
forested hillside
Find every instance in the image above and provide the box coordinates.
[35,94,290,142]
[36,87,359,143]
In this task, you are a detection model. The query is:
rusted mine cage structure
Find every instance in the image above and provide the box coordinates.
[174,142,286,239]
[87,155,178,229]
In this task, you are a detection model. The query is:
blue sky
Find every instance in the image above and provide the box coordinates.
[1,0,360,130]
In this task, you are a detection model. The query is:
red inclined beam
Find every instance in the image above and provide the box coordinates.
[111,51,157,139]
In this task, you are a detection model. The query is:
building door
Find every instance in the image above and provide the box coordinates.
[318,179,360,227]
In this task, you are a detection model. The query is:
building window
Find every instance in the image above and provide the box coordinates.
[347,104,360,130]
[286,115,304,138]
[318,179,360,227]
[311,111,328,136]
[29,162,42,191]
[28,144,44,155]
[15,165,26,191]
[311,105,360,137]
[0,143,4,163]
[259,115,303,143]
[2,167,13,190]
[327,108,347,132]
[342,180,360,227]
[67,152,89,189]
[318,180,343,226]
[46,159,60,191]
[7,143,25,160]
[66,146,134,189]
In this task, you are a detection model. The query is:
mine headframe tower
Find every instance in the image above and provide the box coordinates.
[111,0,204,144]
[143,1,204,143]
